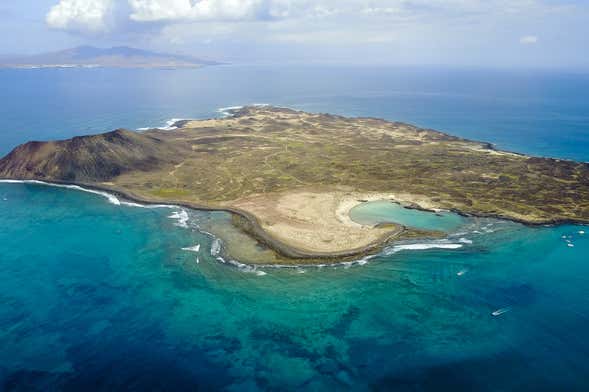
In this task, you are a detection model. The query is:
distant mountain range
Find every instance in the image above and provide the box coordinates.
[0,46,220,69]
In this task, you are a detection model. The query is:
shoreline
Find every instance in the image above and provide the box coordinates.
[2,178,588,266]
[2,106,588,264]
[0,179,411,263]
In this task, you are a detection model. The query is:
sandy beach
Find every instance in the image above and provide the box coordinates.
[228,189,412,254]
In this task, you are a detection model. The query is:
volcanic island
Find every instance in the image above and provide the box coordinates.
[1,106,588,264]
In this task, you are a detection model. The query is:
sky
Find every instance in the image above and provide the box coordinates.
[0,0,588,68]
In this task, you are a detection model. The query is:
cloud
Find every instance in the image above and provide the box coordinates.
[42,0,587,68]
[361,7,402,16]
[128,0,295,22]
[45,0,304,34]
[46,0,114,33]
[520,35,538,44]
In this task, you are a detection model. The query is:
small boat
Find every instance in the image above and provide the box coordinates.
[457,268,468,276]
[492,307,510,316]
[196,257,200,264]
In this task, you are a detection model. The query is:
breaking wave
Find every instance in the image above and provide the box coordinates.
[384,243,463,255]
[0,180,176,210]
[137,118,187,131]
[0,179,124,206]
[210,239,222,257]
[216,106,243,118]
[216,103,270,118]
[181,244,201,253]
[168,210,189,228]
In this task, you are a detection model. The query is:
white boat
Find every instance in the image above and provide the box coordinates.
[492,307,510,316]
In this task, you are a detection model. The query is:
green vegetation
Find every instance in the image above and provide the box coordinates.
[1,105,588,261]
[150,188,191,198]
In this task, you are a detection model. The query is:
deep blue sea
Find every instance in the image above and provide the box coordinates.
[1,66,589,391]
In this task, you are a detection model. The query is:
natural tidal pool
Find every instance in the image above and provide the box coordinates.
[1,182,589,390]
[350,200,466,232]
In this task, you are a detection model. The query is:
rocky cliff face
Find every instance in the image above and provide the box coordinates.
[0,129,177,182]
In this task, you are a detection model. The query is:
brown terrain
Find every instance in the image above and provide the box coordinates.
[1,106,588,263]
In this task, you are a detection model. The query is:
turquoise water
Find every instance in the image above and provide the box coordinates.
[350,200,466,232]
[1,66,589,390]
[1,182,588,390]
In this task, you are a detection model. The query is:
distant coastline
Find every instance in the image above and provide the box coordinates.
[0,45,220,70]
[2,64,205,70]
[3,64,103,69]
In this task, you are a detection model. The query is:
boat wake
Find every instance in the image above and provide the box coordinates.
[457,268,469,276]
[492,307,511,316]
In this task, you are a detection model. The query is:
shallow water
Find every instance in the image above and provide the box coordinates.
[350,200,466,232]
[1,66,589,390]
[1,182,589,390]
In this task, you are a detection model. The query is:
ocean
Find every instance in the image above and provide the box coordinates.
[1,66,588,390]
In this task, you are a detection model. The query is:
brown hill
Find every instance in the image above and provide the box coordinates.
[0,129,180,182]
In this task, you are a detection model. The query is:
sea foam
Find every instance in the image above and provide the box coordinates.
[168,210,189,228]
[217,106,243,118]
[216,103,270,118]
[210,239,222,257]
[225,258,268,276]
[181,244,201,253]
[0,180,122,205]
[384,243,463,255]
[137,118,186,131]
[0,180,183,213]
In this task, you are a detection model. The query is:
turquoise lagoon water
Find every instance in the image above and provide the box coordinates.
[350,200,466,232]
[1,66,589,390]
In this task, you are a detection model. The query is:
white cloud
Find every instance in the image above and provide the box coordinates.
[128,0,294,22]
[43,0,586,68]
[362,7,402,16]
[520,35,538,44]
[46,0,114,33]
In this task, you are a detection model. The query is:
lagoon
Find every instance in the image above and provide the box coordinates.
[350,200,466,232]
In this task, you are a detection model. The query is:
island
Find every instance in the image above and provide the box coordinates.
[0,46,219,69]
[1,106,588,264]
